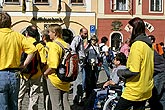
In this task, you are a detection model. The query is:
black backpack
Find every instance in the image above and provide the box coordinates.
[20,42,40,79]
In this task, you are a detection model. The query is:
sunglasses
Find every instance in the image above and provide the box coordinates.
[91,39,97,41]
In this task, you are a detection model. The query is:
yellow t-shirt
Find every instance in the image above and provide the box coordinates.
[122,41,154,101]
[0,28,36,70]
[47,38,70,92]
[22,37,46,80]
[36,43,47,64]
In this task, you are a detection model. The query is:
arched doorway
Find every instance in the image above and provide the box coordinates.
[110,32,122,51]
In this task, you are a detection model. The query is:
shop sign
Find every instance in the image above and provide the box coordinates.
[32,17,63,23]
[144,22,154,33]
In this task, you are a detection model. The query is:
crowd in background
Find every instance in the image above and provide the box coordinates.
[0,12,165,110]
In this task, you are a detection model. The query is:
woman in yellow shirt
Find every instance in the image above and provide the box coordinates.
[44,24,71,110]
[115,17,154,110]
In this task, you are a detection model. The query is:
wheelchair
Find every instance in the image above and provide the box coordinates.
[92,84,123,110]
[102,85,123,110]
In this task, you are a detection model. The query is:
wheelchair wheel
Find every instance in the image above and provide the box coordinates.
[103,96,117,110]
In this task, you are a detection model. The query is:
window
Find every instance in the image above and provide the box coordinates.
[34,0,49,4]
[70,0,84,5]
[5,0,19,4]
[5,0,19,2]
[111,0,131,11]
[150,0,162,12]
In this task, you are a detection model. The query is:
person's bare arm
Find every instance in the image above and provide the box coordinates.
[23,53,35,67]
[44,68,56,78]
[103,80,116,88]
[105,51,109,56]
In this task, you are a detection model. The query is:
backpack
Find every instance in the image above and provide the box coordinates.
[55,41,79,82]
[20,42,40,79]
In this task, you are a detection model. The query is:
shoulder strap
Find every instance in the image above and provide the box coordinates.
[54,41,70,51]
[54,41,71,64]
[91,45,98,55]
[54,41,65,50]
[100,45,105,50]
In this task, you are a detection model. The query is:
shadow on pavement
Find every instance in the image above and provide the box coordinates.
[70,82,106,110]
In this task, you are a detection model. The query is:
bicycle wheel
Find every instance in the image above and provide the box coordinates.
[103,95,117,110]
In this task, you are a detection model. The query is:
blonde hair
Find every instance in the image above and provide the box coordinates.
[48,24,62,38]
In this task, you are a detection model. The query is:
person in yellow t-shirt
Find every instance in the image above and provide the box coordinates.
[44,24,71,110]
[41,29,52,110]
[0,12,36,110]
[18,25,47,110]
[115,17,154,110]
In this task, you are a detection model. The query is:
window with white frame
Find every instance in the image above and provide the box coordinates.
[111,0,131,11]
[5,0,19,2]
[70,0,84,5]
[150,0,162,12]
[5,0,19,4]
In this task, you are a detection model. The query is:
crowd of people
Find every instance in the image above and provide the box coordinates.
[0,12,165,110]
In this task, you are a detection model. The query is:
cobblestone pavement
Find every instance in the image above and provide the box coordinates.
[22,70,150,110]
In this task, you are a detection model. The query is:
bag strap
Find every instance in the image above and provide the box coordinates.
[91,45,98,56]
[100,45,105,51]
[54,41,70,64]
[55,41,65,50]
[55,41,71,51]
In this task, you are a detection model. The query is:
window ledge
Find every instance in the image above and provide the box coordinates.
[70,3,84,6]
[4,2,20,5]
[33,3,49,5]
[149,11,163,13]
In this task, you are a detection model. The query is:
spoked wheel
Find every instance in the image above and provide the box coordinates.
[103,96,117,110]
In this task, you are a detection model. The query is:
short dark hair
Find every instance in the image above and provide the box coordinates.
[62,29,73,44]
[101,36,108,43]
[115,52,127,65]
[79,27,87,34]
[26,25,40,42]
[160,42,164,46]
[0,12,12,28]
[148,35,155,43]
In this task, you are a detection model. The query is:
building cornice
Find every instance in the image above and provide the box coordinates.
[97,14,165,20]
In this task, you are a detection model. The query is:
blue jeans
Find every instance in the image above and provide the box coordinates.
[93,88,108,109]
[102,58,110,80]
[0,71,20,110]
